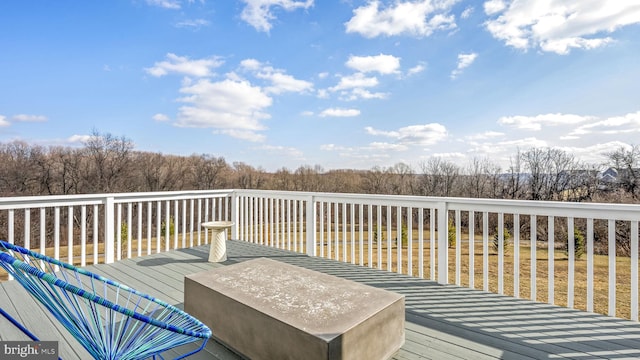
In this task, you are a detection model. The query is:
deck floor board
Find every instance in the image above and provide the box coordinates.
[3,240,640,359]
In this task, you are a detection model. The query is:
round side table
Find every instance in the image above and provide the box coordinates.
[201,221,234,262]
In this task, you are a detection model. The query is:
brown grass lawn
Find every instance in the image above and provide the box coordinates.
[1,230,637,320]
[316,229,637,320]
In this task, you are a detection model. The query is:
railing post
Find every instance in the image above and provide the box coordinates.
[231,191,239,240]
[104,196,115,264]
[306,195,316,257]
[437,201,449,284]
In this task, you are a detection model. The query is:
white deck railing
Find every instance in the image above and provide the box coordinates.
[1,189,639,321]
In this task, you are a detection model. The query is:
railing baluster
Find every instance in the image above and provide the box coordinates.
[498,212,504,294]
[632,220,638,321]
[351,203,356,265]
[407,207,413,277]
[568,217,575,308]
[173,200,178,249]
[387,205,392,272]
[81,206,87,265]
[455,209,461,285]
[204,199,210,244]
[293,200,298,252]
[342,202,347,263]
[368,204,373,268]
[437,202,449,284]
[397,206,402,274]
[587,218,594,312]
[288,199,292,251]
[320,202,325,257]
[181,199,187,248]
[197,199,202,246]
[128,203,133,257]
[116,204,122,261]
[418,208,424,278]
[377,205,382,270]
[513,214,520,298]
[137,202,143,256]
[189,200,194,248]
[164,200,169,251]
[548,216,555,305]
[157,201,162,252]
[40,208,46,257]
[609,219,616,317]
[531,215,537,302]
[358,204,363,266]
[24,209,30,250]
[147,202,152,255]
[327,202,332,259]
[430,208,435,281]
[483,211,488,292]
[469,210,475,289]
[54,207,60,265]
[94,204,99,264]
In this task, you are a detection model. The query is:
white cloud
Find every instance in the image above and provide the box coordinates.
[318,72,329,79]
[346,88,388,100]
[345,0,458,38]
[465,131,504,140]
[216,129,266,142]
[483,0,505,15]
[12,114,47,122]
[175,19,211,29]
[175,78,272,141]
[431,152,466,159]
[300,110,314,116]
[407,63,426,75]
[0,115,9,127]
[368,142,408,151]
[152,113,170,122]
[498,113,592,131]
[145,53,223,77]
[240,0,314,32]
[460,6,473,19]
[450,52,477,79]
[568,111,640,136]
[257,144,304,159]
[241,59,313,94]
[319,108,361,117]
[146,0,181,9]
[330,73,378,91]
[484,1,640,54]
[67,134,92,143]
[346,54,401,74]
[365,123,447,146]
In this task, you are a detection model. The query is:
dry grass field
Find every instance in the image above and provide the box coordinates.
[1,230,637,320]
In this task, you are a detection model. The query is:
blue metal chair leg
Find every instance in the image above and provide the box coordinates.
[0,307,63,360]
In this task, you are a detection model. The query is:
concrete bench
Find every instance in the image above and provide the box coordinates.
[184,258,405,360]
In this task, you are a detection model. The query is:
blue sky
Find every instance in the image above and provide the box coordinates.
[1,1,639,172]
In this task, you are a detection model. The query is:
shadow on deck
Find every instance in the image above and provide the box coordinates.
[2,240,640,359]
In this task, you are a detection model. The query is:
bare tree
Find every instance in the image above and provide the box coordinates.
[189,154,230,190]
[419,158,460,197]
[83,130,134,193]
[604,145,640,198]
[362,166,390,194]
[520,147,578,201]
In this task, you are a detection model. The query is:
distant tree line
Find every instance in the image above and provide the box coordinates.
[2,131,638,202]
[2,131,640,256]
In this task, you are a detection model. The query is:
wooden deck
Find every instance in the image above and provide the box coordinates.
[3,240,640,359]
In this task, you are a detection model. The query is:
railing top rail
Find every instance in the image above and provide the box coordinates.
[3,189,640,221]
[0,190,234,210]
[233,189,640,221]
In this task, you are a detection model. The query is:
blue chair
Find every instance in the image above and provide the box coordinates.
[0,240,212,360]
